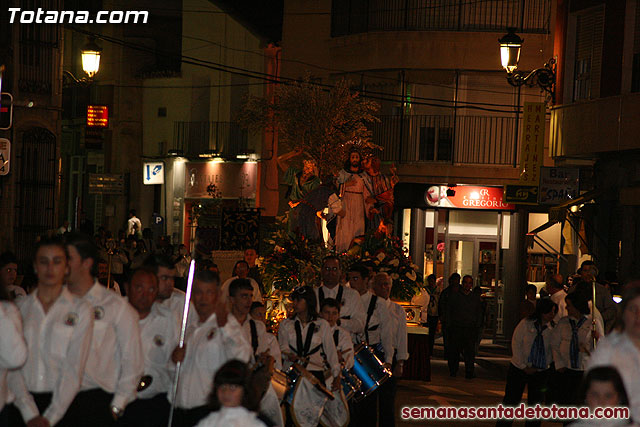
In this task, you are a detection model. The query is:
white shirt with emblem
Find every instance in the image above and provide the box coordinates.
[510,317,554,370]
[0,301,28,411]
[550,314,603,371]
[357,292,395,364]
[79,281,144,411]
[329,324,354,369]
[136,302,180,399]
[383,298,409,362]
[278,317,340,377]
[159,288,197,330]
[7,287,93,425]
[235,314,282,371]
[172,313,252,409]
[314,285,365,339]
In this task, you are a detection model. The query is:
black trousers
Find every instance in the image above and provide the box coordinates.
[552,368,583,406]
[118,394,170,427]
[60,389,115,427]
[426,315,439,356]
[172,405,210,427]
[496,364,550,427]
[4,392,52,426]
[450,325,478,376]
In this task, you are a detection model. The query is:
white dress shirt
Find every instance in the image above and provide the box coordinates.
[0,301,28,411]
[79,281,144,411]
[234,314,282,370]
[173,313,251,409]
[550,289,568,324]
[278,317,340,377]
[358,292,395,364]
[587,331,640,421]
[195,406,267,427]
[384,298,409,362]
[159,288,197,330]
[7,287,93,425]
[220,277,262,305]
[510,318,554,370]
[314,285,365,338]
[330,325,354,369]
[551,314,603,371]
[136,302,180,399]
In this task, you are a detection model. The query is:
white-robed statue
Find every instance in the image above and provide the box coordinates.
[335,149,371,253]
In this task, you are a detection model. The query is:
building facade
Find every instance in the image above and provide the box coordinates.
[281,0,558,340]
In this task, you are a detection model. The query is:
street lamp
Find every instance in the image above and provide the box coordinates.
[63,37,102,85]
[498,28,556,103]
[81,37,102,78]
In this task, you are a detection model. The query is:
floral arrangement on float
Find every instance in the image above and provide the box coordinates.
[259,219,422,332]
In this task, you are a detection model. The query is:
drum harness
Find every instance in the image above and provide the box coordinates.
[291,320,322,368]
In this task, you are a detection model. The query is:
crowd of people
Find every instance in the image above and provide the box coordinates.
[0,233,409,427]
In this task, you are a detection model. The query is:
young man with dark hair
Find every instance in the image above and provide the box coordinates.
[65,233,144,424]
[315,256,365,342]
[144,254,196,329]
[170,270,251,427]
[220,260,262,306]
[228,278,283,426]
[120,266,179,426]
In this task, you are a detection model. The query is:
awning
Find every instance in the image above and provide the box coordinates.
[527,188,602,235]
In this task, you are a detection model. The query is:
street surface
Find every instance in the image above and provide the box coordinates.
[395,339,562,427]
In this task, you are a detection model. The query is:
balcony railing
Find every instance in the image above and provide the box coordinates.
[372,114,518,166]
[172,121,248,158]
[331,0,551,36]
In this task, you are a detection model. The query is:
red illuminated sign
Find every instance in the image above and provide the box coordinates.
[86,105,108,128]
[425,185,515,210]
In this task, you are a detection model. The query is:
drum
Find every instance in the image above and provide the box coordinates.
[281,367,302,405]
[351,343,392,399]
[271,369,291,403]
[340,368,362,401]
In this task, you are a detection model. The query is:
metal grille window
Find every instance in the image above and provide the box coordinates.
[331,0,551,36]
[18,0,59,94]
[572,7,604,101]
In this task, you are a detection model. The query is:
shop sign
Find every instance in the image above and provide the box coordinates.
[539,167,579,205]
[519,102,545,185]
[86,105,109,128]
[424,185,515,210]
[88,174,124,195]
[185,161,257,199]
[504,184,538,205]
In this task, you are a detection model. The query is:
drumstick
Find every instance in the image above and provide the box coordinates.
[167,246,197,427]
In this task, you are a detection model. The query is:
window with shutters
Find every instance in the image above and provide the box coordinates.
[572,7,604,101]
[631,0,640,92]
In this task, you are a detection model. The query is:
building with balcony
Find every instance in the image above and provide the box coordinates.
[141,0,280,246]
[550,0,640,283]
[280,0,557,339]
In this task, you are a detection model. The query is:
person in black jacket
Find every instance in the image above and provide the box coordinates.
[447,275,484,379]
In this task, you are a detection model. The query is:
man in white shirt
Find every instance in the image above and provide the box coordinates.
[315,256,365,340]
[127,209,142,237]
[65,233,144,425]
[371,272,408,427]
[144,254,196,329]
[121,266,179,426]
[546,274,567,324]
[228,278,283,427]
[6,238,94,427]
[219,260,262,305]
[170,270,252,427]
